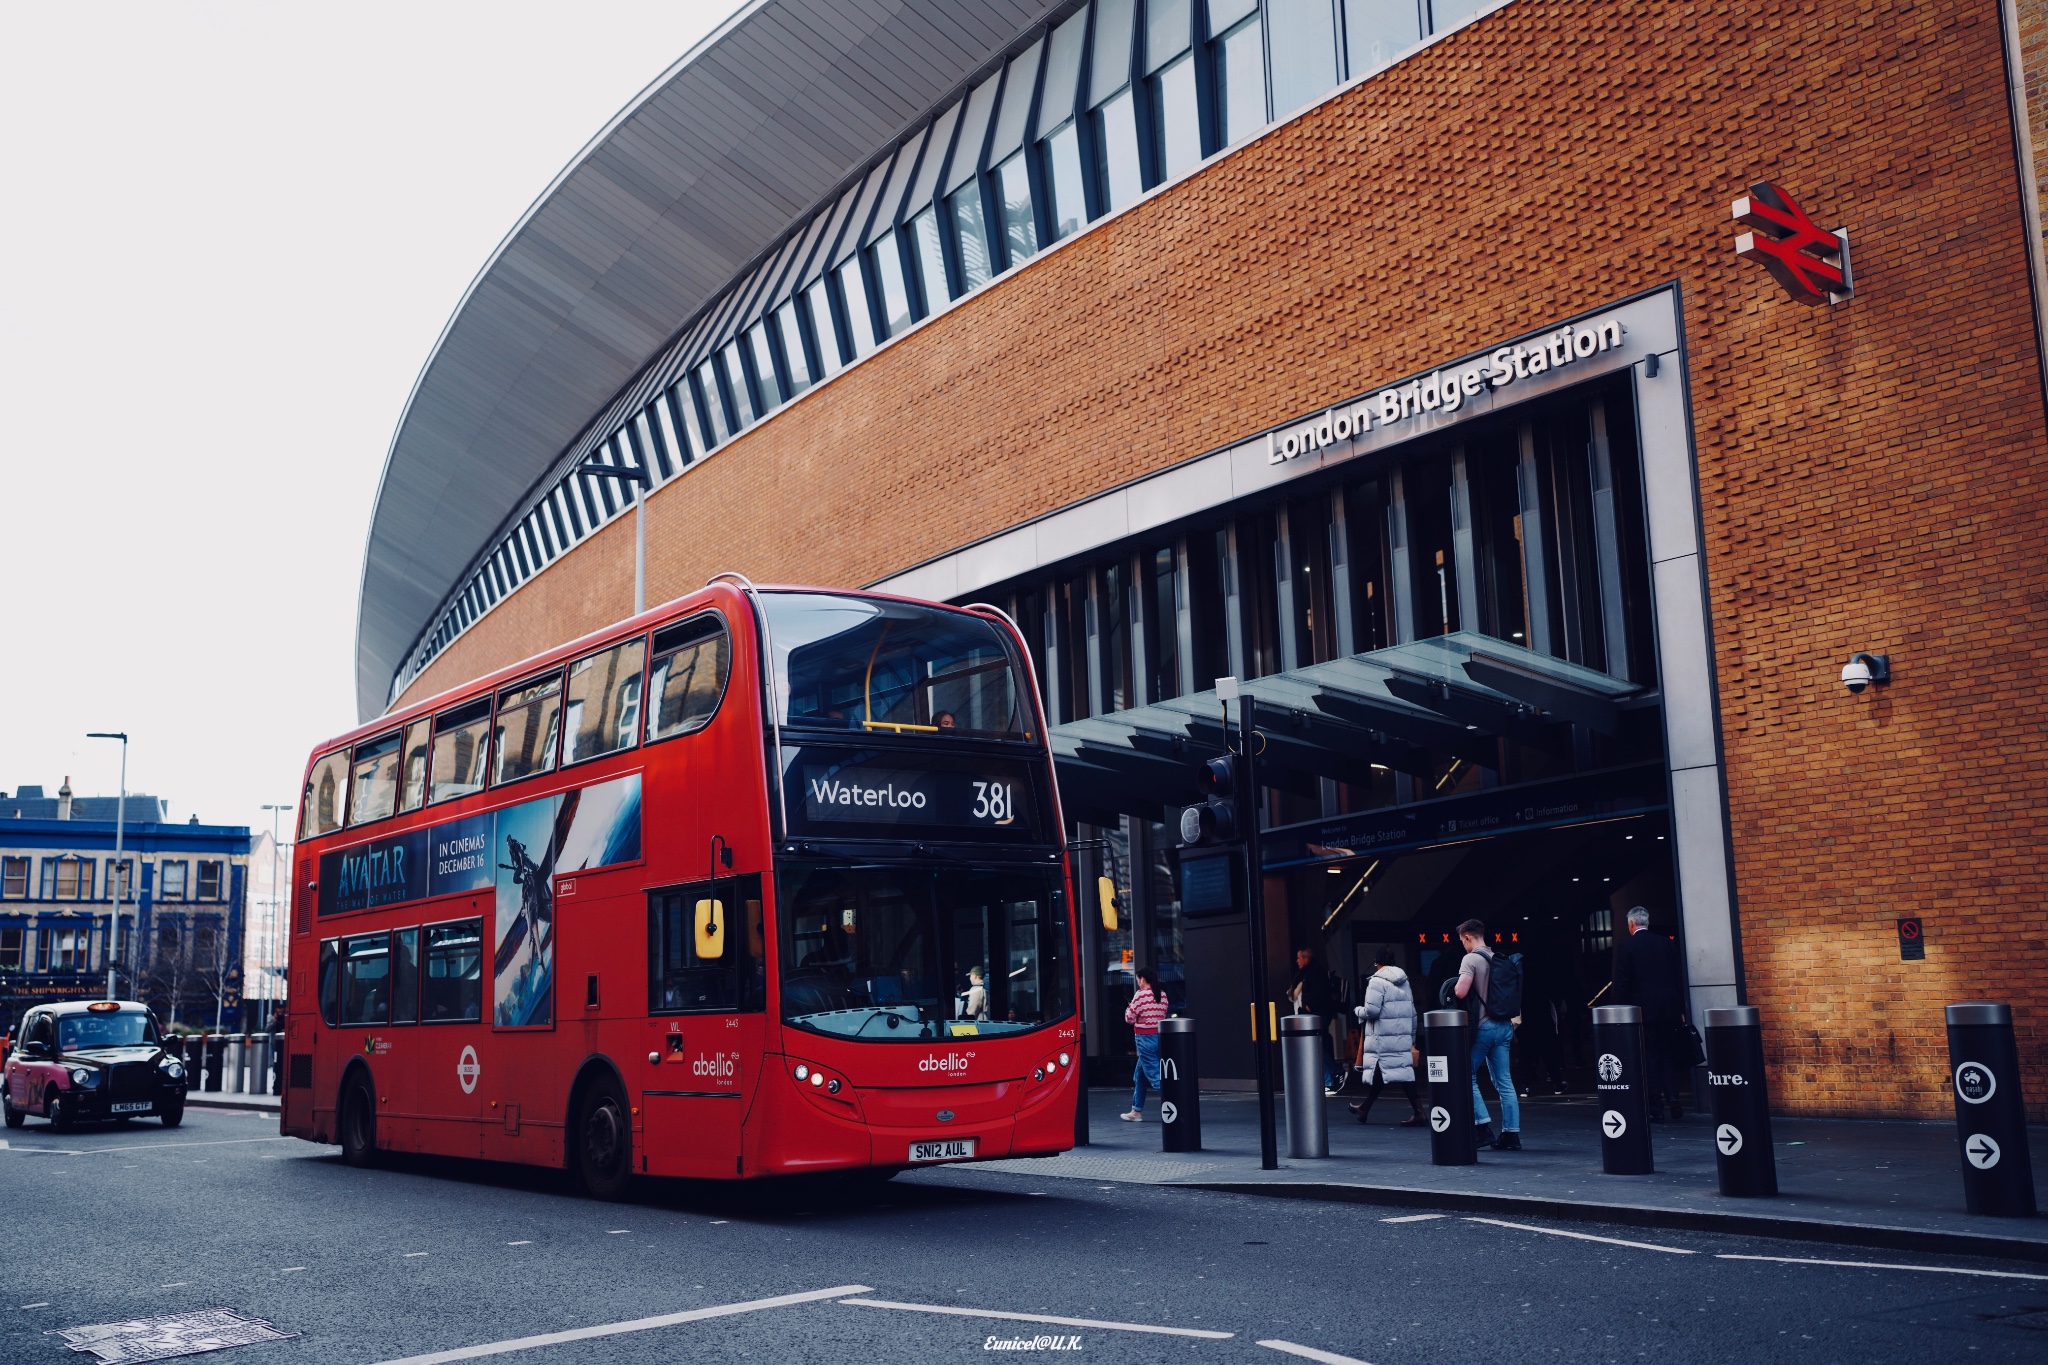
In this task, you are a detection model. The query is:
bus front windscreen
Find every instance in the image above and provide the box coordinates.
[777,862,1072,1041]
[762,594,1028,738]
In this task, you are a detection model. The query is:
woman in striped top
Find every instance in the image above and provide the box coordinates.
[1121,966,1171,1121]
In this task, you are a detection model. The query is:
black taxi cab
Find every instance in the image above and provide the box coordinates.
[2,1001,187,1129]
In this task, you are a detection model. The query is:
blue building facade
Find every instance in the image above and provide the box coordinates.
[0,783,253,1033]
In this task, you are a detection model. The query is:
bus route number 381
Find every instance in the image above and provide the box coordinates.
[971,780,1015,824]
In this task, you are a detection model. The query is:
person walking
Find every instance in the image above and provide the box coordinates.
[1120,966,1170,1122]
[1349,946,1425,1125]
[1611,905,1689,1119]
[1290,948,1344,1092]
[1453,919,1521,1150]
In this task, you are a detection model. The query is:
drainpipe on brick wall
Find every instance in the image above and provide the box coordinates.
[1998,0,2048,411]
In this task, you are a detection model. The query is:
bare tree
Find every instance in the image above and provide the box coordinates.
[142,918,190,1030]
[192,918,236,1031]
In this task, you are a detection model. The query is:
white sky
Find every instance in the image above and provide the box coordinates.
[0,1,732,840]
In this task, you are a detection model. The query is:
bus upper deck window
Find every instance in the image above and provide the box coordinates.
[300,750,350,839]
[398,719,430,813]
[648,617,731,742]
[349,731,404,826]
[429,699,492,803]
[564,637,647,764]
[764,594,1025,737]
[493,671,563,785]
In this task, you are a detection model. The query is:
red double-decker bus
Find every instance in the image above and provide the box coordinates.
[282,580,1078,1195]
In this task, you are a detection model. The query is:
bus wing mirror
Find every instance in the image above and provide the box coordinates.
[1097,877,1119,932]
[695,898,725,959]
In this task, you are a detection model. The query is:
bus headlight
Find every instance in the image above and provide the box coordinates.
[793,1064,810,1081]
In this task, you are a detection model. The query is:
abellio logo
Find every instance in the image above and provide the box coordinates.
[692,1051,739,1080]
[918,1053,972,1075]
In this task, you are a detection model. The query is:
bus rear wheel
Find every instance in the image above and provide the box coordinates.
[575,1076,633,1200]
[339,1076,378,1167]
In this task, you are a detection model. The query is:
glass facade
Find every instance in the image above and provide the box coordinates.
[394,0,1516,703]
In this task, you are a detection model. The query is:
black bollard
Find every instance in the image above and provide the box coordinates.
[1158,1017,1202,1153]
[1703,1007,1777,1197]
[1421,1009,1476,1165]
[1945,1002,2037,1217]
[204,1034,224,1092]
[1592,1005,1655,1174]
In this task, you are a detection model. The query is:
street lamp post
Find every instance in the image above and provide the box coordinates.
[87,731,128,1000]
[577,459,652,615]
[259,803,292,1028]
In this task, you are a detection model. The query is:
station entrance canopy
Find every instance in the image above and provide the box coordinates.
[1049,631,1650,863]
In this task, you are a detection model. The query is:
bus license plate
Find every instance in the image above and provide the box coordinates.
[111,1102,153,1115]
[908,1138,976,1163]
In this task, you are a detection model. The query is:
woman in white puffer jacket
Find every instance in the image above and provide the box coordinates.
[1349,945,1425,1126]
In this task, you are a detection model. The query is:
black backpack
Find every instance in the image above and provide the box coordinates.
[1485,953,1524,1022]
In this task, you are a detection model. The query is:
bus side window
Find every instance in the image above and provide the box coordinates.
[492,670,564,785]
[398,720,431,813]
[422,919,483,1022]
[430,700,492,803]
[301,751,350,840]
[349,731,404,826]
[563,637,647,765]
[648,874,760,1013]
[317,939,341,1028]
[392,928,419,1024]
[647,616,731,742]
[340,933,390,1026]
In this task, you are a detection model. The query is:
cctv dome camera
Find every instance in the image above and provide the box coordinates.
[1840,652,1888,694]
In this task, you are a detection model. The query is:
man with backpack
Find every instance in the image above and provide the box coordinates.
[1452,918,1522,1151]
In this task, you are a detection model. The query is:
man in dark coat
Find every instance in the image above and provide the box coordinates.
[1611,906,1689,1119]
[1291,949,1343,1091]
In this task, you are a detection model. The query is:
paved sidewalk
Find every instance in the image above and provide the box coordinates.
[977,1087,2048,1261]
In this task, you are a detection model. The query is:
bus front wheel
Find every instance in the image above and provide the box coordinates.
[575,1076,633,1200]
[339,1076,378,1168]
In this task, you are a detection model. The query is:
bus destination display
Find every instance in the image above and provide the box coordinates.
[801,758,1038,832]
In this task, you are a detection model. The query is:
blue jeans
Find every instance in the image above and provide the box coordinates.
[1131,1033,1161,1113]
[1470,1018,1520,1133]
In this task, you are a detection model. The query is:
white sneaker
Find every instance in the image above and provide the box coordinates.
[1119,1109,1143,1122]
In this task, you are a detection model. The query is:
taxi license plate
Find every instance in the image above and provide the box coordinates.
[908,1138,976,1163]
[111,1102,153,1115]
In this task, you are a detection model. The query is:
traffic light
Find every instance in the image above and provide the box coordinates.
[1179,752,1240,845]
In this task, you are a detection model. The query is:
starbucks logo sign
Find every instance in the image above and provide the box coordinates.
[1597,1052,1624,1084]
[1954,1061,1996,1105]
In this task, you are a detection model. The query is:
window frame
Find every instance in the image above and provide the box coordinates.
[645,611,735,746]
[561,634,650,769]
[647,872,766,1016]
[158,859,188,901]
[428,695,496,805]
[1,857,27,899]
[347,728,406,829]
[300,748,352,841]
[489,667,566,789]
[337,929,393,1027]
[419,914,487,1025]
[196,861,224,901]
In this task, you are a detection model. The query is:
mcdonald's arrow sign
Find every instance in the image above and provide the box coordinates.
[1732,182,1853,305]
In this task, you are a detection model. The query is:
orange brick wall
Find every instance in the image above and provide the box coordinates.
[396,0,2048,1118]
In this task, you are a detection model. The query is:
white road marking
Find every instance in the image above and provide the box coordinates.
[281,1268,306,1274]
[1259,1340,1374,1364]
[1464,1217,1694,1255]
[72,1136,294,1156]
[838,1298,1233,1340]
[364,1285,872,1365]
[607,1229,629,1235]
[709,1220,728,1225]
[160,1282,189,1289]
[20,1303,51,1309]
[1717,1254,2048,1282]
[404,1253,429,1258]
[1379,1214,1444,1224]
[507,1241,532,1247]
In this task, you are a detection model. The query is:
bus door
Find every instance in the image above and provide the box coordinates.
[418,908,489,1155]
[644,875,765,1178]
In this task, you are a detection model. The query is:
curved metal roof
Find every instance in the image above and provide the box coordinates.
[355,0,1060,720]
